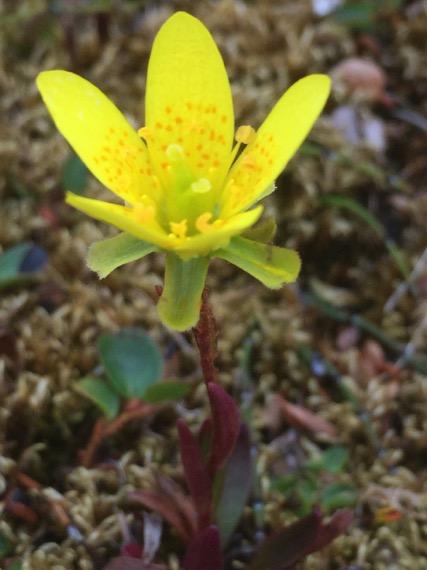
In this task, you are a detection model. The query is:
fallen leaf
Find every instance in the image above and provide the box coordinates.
[275,395,337,438]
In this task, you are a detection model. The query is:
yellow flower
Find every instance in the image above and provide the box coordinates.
[37,12,330,330]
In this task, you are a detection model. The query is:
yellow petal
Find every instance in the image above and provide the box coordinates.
[37,70,157,204]
[221,74,331,216]
[145,12,234,190]
[66,192,172,249]
[174,206,263,257]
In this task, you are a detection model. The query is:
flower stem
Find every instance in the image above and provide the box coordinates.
[192,289,218,385]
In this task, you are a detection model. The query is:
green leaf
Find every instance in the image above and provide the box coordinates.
[321,483,358,512]
[332,2,377,31]
[296,477,318,515]
[99,329,164,399]
[0,532,12,559]
[61,152,89,195]
[217,236,301,288]
[8,562,23,570]
[320,195,384,235]
[87,232,157,278]
[75,376,121,419]
[0,243,31,288]
[157,253,209,331]
[273,474,298,495]
[308,446,349,474]
[320,195,409,278]
[0,243,47,290]
[143,381,190,403]
[8,563,23,570]
[215,425,252,545]
[321,446,350,474]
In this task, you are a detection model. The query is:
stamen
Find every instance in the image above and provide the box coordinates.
[170,219,188,239]
[196,212,213,233]
[137,126,150,140]
[191,178,212,194]
[235,125,256,145]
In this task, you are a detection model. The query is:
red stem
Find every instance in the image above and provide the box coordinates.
[81,402,157,467]
[192,290,218,385]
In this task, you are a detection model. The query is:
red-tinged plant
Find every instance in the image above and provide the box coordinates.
[124,294,353,570]
[130,475,197,543]
[36,10,352,570]
[104,558,166,570]
[249,509,353,570]
[177,419,214,529]
[183,526,223,570]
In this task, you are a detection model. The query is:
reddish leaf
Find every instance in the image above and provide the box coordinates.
[177,419,212,528]
[183,525,223,570]
[104,558,166,570]
[198,418,213,459]
[104,558,144,570]
[130,476,197,542]
[308,509,353,554]
[121,543,144,558]
[207,383,240,474]
[249,509,353,570]
[249,511,321,570]
[215,424,253,545]
[275,395,337,438]
[155,476,198,539]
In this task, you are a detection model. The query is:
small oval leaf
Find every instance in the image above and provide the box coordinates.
[0,243,47,290]
[75,376,121,419]
[99,329,164,399]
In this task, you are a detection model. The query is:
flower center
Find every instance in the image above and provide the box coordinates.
[137,124,256,241]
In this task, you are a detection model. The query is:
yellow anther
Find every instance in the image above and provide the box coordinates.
[170,219,188,239]
[235,125,256,145]
[191,178,212,194]
[137,126,150,139]
[196,212,213,233]
[166,143,185,162]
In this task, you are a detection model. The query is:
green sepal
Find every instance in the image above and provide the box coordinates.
[87,232,157,278]
[216,236,301,288]
[158,253,209,331]
[242,217,277,243]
